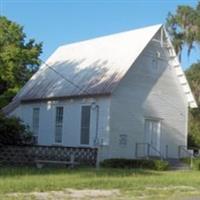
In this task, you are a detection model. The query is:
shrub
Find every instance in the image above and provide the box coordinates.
[100,158,169,171]
[153,160,169,171]
[181,157,200,170]
[190,158,200,170]
[0,112,34,145]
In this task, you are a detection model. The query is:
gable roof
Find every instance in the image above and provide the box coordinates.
[3,24,197,114]
[17,24,162,99]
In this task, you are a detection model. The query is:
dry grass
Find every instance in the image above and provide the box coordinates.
[1,167,200,200]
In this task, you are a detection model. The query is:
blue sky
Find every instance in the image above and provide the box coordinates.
[1,0,199,69]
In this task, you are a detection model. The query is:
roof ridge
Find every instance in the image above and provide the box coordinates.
[59,24,163,49]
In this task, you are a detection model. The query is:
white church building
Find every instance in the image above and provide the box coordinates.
[4,24,197,161]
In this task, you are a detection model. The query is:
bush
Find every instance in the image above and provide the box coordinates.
[191,158,200,170]
[181,157,200,170]
[0,112,34,145]
[194,160,200,170]
[100,158,169,171]
[153,160,169,171]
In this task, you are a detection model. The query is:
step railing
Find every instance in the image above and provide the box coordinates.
[178,145,194,169]
[135,143,163,160]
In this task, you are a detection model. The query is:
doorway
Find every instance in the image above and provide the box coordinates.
[145,119,161,156]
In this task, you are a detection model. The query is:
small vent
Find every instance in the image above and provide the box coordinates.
[119,134,127,146]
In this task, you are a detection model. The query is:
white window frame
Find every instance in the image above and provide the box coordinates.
[80,105,91,146]
[32,107,40,142]
[54,106,64,144]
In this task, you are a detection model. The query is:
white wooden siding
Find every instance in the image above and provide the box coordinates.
[108,32,188,159]
[10,97,111,147]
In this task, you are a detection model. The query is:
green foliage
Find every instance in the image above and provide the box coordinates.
[153,160,169,171]
[100,158,169,171]
[0,113,33,145]
[186,62,200,148]
[166,2,200,148]
[191,158,200,170]
[0,16,42,108]
[182,157,200,170]
[166,2,200,58]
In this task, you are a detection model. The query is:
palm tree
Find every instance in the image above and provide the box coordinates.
[166,2,200,61]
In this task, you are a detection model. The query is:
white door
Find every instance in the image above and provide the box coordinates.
[145,119,161,156]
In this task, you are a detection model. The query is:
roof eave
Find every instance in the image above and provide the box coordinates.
[20,92,111,103]
[163,26,198,109]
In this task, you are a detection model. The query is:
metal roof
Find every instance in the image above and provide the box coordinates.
[18,24,162,100]
[3,24,197,114]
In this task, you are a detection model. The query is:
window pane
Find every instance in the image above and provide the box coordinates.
[56,107,63,124]
[55,107,63,143]
[32,108,40,136]
[55,125,62,143]
[80,106,91,145]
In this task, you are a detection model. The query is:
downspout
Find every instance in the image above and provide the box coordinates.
[91,102,100,167]
[91,102,100,145]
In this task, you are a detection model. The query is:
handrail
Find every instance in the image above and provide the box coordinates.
[136,142,163,160]
[178,145,194,168]
[149,144,163,160]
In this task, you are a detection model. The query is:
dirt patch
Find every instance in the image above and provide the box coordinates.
[146,185,196,191]
[6,189,120,200]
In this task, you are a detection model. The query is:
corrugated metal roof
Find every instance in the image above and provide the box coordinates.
[16,24,162,101]
[3,24,197,114]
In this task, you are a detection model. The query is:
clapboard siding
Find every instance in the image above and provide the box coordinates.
[109,34,188,159]
[10,97,111,148]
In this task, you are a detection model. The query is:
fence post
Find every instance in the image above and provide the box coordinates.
[190,156,193,169]
[96,146,102,169]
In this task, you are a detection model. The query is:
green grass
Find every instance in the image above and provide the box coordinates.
[182,157,200,170]
[0,166,200,199]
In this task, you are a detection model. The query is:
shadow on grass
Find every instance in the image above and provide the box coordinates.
[0,166,162,178]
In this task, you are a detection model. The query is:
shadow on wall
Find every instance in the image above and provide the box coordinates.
[109,36,186,159]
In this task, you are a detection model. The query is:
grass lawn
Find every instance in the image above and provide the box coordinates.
[0,167,200,200]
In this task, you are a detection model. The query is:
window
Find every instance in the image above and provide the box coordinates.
[80,106,91,145]
[32,108,40,143]
[55,107,63,143]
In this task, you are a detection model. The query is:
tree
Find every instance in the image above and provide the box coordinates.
[0,16,42,108]
[0,112,34,145]
[186,62,200,148]
[166,2,200,148]
[166,2,200,59]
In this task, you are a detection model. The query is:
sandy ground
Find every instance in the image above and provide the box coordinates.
[6,189,121,200]
[4,187,200,200]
